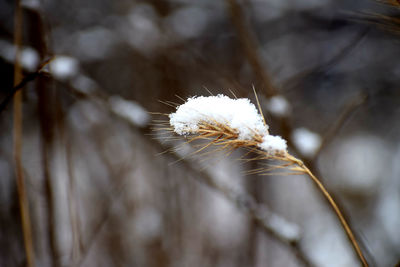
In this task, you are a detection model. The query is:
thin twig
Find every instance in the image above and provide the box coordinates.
[313,93,368,159]
[283,28,369,92]
[0,59,51,113]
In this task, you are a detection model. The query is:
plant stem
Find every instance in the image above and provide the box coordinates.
[288,154,368,267]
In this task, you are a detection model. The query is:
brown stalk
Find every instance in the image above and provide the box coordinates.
[284,154,369,267]
[178,120,368,267]
[13,1,35,267]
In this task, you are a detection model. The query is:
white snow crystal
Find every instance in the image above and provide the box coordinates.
[292,127,321,157]
[266,95,291,117]
[259,135,287,152]
[109,96,150,127]
[20,47,39,71]
[50,56,79,80]
[169,94,287,153]
[0,41,39,71]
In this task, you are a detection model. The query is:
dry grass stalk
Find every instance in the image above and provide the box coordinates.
[13,1,35,266]
[162,95,369,267]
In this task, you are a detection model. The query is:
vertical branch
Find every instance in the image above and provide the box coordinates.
[26,6,60,266]
[13,1,35,267]
[226,0,277,97]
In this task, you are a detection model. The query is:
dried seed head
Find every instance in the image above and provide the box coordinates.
[169,94,287,154]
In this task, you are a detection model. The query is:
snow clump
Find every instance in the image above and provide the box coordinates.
[169,94,287,153]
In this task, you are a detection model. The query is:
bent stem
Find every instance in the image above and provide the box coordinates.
[286,153,368,267]
[166,94,369,266]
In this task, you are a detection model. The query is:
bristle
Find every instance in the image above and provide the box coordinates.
[228,88,238,99]
[253,85,267,128]
[158,100,176,108]
[175,94,186,103]
[202,86,214,96]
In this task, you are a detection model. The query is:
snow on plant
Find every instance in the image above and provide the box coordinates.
[162,94,368,267]
[169,94,287,155]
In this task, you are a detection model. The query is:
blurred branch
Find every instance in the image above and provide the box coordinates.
[77,173,126,267]
[283,28,369,92]
[76,129,136,266]
[313,93,368,160]
[181,159,314,267]
[66,135,83,265]
[147,141,314,267]
[226,0,277,97]
[12,1,35,266]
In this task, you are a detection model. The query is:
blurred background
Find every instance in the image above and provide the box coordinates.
[1,0,400,266]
